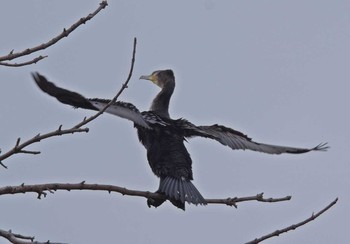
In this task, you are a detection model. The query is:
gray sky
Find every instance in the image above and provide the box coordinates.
[1,1,349,243]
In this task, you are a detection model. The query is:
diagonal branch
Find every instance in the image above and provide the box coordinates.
[0,182,291,208]
[0,37,137,168]
[0,126,89,168]
[0,1,108,66]
[0,228,66,244]
[246,197,338,244]
[72,37,137,129]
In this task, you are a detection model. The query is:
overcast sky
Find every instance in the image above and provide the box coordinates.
[1,1,349,243]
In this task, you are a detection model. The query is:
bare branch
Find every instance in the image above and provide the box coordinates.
[207,193,292,208]
[0,228,66,244]
[246,197,338,244]
[0,55,47,67]
[0,1,108,66]
[0,126,89,167]
[0,182,291,207]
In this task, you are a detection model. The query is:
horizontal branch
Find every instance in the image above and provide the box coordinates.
[207,193,291,208]
[0,182,291,208]
[0,1,108,66]
[0,228,66,244]
[0,55,47,67]
[246,197,338,243]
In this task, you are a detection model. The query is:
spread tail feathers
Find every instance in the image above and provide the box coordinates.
[148,176,207,210]
[160,176,207,205]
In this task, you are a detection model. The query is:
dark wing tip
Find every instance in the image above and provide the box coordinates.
[32,72,97,110]
[312,142,329,152]
[31,72,56,94]
[31,72,38,80]
[31,72,39,80]
[32,72,45,87]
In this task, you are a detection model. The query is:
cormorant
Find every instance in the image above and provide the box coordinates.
[32,70,328,210]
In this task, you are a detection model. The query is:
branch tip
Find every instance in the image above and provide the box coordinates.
[246,197,339,243]
[15,138,21,148]
[0,1,108,65]
[0,161,8,169]
[70,37,137,129]
[100,1,108,7]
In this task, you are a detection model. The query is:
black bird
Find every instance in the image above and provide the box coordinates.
[32,70,328,210]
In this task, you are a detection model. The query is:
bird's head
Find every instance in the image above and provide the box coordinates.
[139,69,175,88]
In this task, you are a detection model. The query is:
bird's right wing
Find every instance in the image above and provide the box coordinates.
[32,72,150,129]
[177,120,328,155]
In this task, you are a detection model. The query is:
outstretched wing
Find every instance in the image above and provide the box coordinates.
[32,72,150,129]
[178,120,328,154]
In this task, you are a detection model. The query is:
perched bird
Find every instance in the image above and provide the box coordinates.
[32,70,328,210]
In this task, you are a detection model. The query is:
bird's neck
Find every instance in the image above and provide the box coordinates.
[150,81,175,118]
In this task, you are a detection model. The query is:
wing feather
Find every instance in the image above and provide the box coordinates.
[32,72,150,129]
[178,121,328,154]
[89,99,150,128]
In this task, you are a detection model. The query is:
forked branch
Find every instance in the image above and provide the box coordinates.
[0,126,89,168]
[0,228,65,244]
[0,1,108,66]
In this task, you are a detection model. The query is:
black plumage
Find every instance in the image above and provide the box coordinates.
[32,70,328,210]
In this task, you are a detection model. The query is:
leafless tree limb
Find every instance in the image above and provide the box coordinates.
[207,193,292,208]
[0,37,137,169]
[0,126,89,168]
[0,181,291,208]
[246,197,338,244]
[0,55,48,67]
[0,228,66,244]
[0,1,108,66]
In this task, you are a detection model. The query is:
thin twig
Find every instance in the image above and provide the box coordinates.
[0,126,89,167]
[0,1,108,66]
[0,228,66,244]
[246,197,338,244]
[72,37,137,129]
[0,55,47,67]
[0,182,291,207]
[207,193,292,208]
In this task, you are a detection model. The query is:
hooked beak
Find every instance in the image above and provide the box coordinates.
[139,74,156,82]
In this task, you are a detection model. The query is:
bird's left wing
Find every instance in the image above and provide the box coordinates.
[32,72,151,129]
[177,120,328,154]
